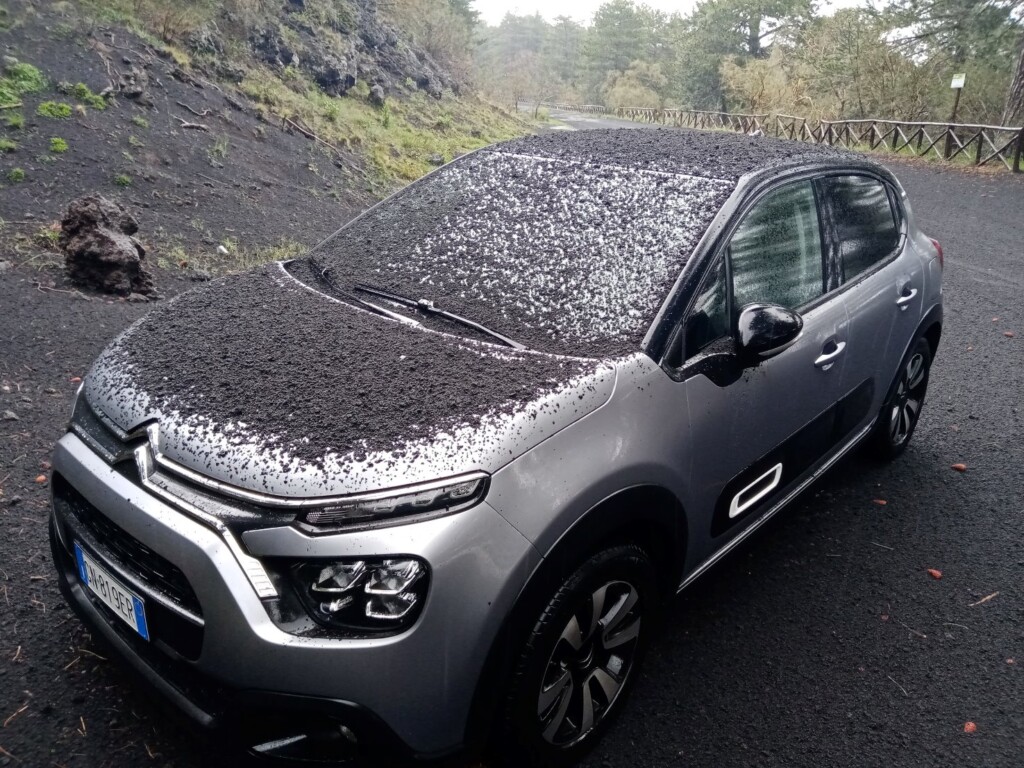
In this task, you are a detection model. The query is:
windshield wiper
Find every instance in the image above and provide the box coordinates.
[354,283,526,350]
[313,267,420,327]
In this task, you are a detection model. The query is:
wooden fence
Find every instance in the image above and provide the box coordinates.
[614,108,1024,172]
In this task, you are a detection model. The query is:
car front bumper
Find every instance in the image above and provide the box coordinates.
[50,432,540,760]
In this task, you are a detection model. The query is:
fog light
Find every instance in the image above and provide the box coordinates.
[312,561,365,593]
[364,559,423,595]
[366,592,418,620]
[320,596,354,614]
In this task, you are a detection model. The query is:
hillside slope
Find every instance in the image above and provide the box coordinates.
[0,0,529,282]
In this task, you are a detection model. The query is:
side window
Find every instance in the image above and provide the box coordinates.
[729,181,825,310]
[821,175,899,282]
[683,257,728,359]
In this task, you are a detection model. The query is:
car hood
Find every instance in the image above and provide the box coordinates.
[82,262,616,498]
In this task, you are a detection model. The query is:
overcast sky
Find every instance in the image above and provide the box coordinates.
[473,0,865,26]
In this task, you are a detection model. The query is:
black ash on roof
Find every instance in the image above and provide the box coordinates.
[494,128,855,181]
[313,147,734,356]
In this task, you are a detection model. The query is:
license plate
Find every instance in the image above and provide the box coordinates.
[74,542,149,640]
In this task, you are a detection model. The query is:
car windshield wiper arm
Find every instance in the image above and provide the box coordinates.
[353,283,526,350]
[314,267,420,326]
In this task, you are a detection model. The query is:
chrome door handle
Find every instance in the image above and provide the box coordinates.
[896,287,918,310]
[814,341,846,369]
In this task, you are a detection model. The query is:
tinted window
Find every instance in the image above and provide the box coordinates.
[822,175,899,281]
[730,182,824,310]
[684,257,728,358]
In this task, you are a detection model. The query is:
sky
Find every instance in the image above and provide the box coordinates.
[473,0,865,26]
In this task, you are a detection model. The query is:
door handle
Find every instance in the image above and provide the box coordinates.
[814,340,846,370]
[896,287,918,311]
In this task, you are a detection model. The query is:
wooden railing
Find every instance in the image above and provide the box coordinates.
[615,108,1024,172]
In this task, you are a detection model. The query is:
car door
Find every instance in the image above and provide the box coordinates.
[677,178,850,547]
[817,174,920,440]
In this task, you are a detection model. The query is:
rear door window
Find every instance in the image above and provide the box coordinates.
[821,176,899,282]
[729,181,825,311]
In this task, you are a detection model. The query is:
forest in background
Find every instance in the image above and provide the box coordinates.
[471,0,1024,127]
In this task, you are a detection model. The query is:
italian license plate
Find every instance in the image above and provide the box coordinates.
[74,542,149,640]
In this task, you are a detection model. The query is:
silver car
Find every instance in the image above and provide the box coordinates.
[49,130,943,766]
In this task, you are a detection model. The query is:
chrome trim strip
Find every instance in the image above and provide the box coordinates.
[134,435,279,599]
[679,420,875,592]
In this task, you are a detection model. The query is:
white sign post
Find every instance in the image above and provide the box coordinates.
[951,73,966,90]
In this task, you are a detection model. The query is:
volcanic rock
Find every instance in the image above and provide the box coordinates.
[60,195,154,296]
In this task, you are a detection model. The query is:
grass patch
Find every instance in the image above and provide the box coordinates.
[49,136,69,153]
[0,137,16,153]
[113,173,132,187]
[238,69,527,192]
[36,101,72,118]
[5,112,24,129]
[167,238,308,276]
[208,134,229,162]
[128,134,144,148]
[131,114,149,128]
[0,61,47,105]
[7,167,25,182]
[72,82,107,110]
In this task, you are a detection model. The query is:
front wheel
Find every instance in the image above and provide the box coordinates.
[869,337,932,461]
[498,545,657,767]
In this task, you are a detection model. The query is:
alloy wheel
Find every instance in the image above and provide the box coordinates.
[889,351,927,446]
[536,580,642,748]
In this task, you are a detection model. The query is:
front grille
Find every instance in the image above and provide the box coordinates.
[53,474,205,660]
[55,476,203,617]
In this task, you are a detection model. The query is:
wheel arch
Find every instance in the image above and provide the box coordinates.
[464,483,688,755]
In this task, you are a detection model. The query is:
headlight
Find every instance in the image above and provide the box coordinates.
[294,557,429,631]
[300,473,488,529]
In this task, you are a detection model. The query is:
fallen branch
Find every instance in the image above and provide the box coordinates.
[886,675,908,697]
[176,100,211,117]
[173,115,210,132]
[284,117,342,156]
[0,102,22,110]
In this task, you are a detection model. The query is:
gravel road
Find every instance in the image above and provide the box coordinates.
[1,116,1022,767]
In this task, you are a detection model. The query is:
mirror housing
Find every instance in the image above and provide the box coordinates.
[736,303,803,362]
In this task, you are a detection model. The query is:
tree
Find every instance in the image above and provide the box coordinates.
[602,59,669,108]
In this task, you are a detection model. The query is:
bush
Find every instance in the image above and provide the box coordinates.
[131,115,149,128]
[0,137,16,153]
[4,112,24,129]
[36,101,72,118]
[0,61,47,104]
[72,82,108,110]
[49,137,69,153]
[114,173,132,187]
[7,167,25,182]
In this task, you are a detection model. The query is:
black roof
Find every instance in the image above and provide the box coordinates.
[490,128,861,182]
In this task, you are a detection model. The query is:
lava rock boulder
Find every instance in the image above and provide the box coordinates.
[60,195,154,297]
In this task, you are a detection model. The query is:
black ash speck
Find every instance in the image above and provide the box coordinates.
[89,264,602,467]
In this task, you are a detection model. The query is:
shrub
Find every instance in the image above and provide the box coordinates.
[49,137,68,153]
[0,61,47,104]
[72,82,107,110]
[4,112,24,129]
[114,173,132,187]
[36,101,72,118]
[7,167,25,182]
[0,137,16,153]
[131,115,149,128]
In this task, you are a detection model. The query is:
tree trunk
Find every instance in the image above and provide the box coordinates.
[1003,34,1024,126]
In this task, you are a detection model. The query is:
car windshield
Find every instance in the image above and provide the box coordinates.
[310,150,734,357]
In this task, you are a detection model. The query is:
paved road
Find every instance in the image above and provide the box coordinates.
[1,114,1022,768]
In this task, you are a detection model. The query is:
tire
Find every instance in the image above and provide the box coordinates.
[498,545,657,768]
[868,337,932,461]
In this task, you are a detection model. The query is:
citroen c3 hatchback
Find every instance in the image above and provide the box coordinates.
[50,129,942,766]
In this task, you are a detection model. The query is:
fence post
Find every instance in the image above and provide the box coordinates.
[1013,128,1023,172]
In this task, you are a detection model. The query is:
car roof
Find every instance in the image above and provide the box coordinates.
[489,128,866,183]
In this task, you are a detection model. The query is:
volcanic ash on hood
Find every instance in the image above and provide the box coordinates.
[84,264,612,495]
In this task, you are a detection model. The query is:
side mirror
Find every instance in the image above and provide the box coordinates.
[736,303,803,362]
